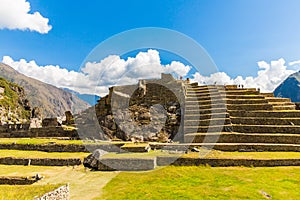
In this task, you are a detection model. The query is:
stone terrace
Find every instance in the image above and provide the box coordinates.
[184,83,300,152]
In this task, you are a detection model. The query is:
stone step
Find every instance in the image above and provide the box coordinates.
[261,93,274,97]
[227,104,273,111]
[231,117,300,125]
[186,99,269,105]
[185,108,228,115]
[272,105,296,110]
[186,88,219,93]
[268,102,295,106]
[224,85,238,89]
[185,99,226,105]
[232,124,300,134]
[225,88,257,92]
[184,113,229,120]
[226,99,268,104]
[186,95,224,101]
[225,90,259,95]
[225,95,265,99]
[184,125,233,133]
[186,91,224,97]
[186,104,227,110]
[265,97,291,102]
[184,132,300,144]
[184,118,231,126]
[187,85,224,89]
[229,110,300,118]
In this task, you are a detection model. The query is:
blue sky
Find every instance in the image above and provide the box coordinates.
[1,0,300,95]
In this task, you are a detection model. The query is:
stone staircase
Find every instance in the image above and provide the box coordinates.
[184,83,300,152]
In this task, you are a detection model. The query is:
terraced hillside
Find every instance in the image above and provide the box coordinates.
[184,83,300,152]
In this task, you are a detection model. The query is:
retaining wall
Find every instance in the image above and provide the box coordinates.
[34,184,70,200]
[0,176,36,185]
[97,158,156,171]
[157,157,300,167]
[0,127,78,138]
[0,157,81,166]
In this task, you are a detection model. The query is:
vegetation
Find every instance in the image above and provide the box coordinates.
[0,149,89,159]
[100,166,300,200]
[0,184,61,200]
[102,149,300,159]
[0,77,30,120]
[0,165,118,200]
[0,138,84,145]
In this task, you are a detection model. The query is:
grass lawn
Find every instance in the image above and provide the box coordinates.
[0,184,61,200]
[0,138,84,145]
[100,166,300,200]
[0,149,89,159]
[0,165,118,200]
[101,150,300,159]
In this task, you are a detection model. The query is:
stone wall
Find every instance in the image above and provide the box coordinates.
[95,158,156,171]
[78,73,186,142]
[0,157,81,166]
[0,124,30,132]
[156,157,300,167]
[35,184,70,200]
[0,127,78,138]
[295,102,300,110]
[0,143,124,153]
[0,176,36,185]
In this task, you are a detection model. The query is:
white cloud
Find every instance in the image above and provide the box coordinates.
[3,50,299,96]
[191,58,298,92]
[0,0,52,34]
[2,49,191,96]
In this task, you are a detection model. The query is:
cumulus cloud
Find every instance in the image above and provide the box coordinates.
[191,58,298,92]
[0,0,52,34]
[2,49,299,96]
[2,49,191,96]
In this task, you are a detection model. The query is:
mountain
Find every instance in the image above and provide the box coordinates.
[62,88,100,106]
[0,77,31,124]
[0,63,90,117]
[274,71,300,102]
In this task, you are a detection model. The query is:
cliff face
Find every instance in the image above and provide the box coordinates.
[0,77,30,124]
[0,63,90,117]
[274,71,300,102]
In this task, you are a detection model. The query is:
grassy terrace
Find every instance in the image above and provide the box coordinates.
[100,166,300,200]
[0,165,118,200]
[0,138,129,145]
[101,150,300,159]
[0,149,89,159]
[0,138,84,145]
[0,184,61,200]
[1,165,300,199]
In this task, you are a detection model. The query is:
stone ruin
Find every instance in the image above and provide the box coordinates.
[76,73,300,147]
[76,74,185,142]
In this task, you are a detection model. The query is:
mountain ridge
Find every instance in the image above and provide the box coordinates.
[0,63,90,117]
[274,71,300,102]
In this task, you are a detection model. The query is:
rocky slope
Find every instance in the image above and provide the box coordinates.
[274,71,300,102]
[0,77,31,124]
[0,63,89,117]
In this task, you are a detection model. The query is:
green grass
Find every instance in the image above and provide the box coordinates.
[101,150,300,160]
[100,166,300,200]
[0,138,130,146]
[0,165,118,200]
[182,151,300,159]
[0,184,61,200]
[0,149,89,159]
[0,138,84,145]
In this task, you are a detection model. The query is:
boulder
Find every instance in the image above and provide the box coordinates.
[83,149,108,169]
